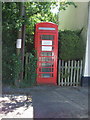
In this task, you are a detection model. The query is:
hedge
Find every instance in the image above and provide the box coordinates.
[58,30,85,61]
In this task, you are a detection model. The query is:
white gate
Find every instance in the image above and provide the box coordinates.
[58,60,83,86]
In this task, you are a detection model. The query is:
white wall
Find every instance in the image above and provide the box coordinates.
[58,2,88,45]
[58,2,88,31]
[84,2,90,77]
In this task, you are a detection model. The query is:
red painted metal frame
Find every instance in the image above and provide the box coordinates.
[35,22,58,85]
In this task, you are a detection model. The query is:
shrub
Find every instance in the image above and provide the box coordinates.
[2,29,17,85]
[58,30,85,61]
[20,52,37,87]
[12,54,22,86]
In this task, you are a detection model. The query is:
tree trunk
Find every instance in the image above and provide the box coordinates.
[15,3,26,87]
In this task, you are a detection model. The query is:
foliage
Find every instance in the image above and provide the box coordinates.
[11,54,22,85]
[51,1,77,11]
[2,53,22,85]
[25,2,76,50]
[2,2,77,85]
[58,30,85,60]
[2,27,17,84]
[2,3,20,84]
[19,52,37,87]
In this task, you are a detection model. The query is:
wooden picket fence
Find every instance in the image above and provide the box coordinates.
[58,60,83,86]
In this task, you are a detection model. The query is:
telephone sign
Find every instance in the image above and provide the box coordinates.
[35,22,58,85]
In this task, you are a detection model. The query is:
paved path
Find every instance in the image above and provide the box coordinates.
[2,85,88,118]
[30,85,88,118]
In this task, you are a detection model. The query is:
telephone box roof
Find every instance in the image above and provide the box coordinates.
[35,22,58,32]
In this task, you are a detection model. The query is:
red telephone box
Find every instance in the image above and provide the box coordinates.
[35,22,58,85]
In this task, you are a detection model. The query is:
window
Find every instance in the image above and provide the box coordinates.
[41,63,54,67]
[41,52,54,56]
[39,68,53,72]
[41,35,54,40]
[41,73,53,78]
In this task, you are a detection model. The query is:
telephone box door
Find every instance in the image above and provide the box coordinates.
[35,22,58,85]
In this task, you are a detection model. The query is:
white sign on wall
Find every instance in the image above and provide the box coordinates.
[42,46,52,51]
[42,40,52,45]
[16,39,22,48]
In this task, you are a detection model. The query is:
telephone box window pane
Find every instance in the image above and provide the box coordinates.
[41,57,54,61]
[41,73,53,78]
[39,68,53,72]
[41,35,54,40]
[42,40,52,45]
[41,52,54,56]
[42,46,52,51]
[41,63,54,67]
[40,41,54,45]
[41,46,54,51]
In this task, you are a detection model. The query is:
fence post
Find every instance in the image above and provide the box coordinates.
[65,61,68,86]
[80,60,83,85]
[61,60,64,86]
[73,61,77,86]
[58,59,61,85]
[76,60,80,85]
[67,60,70,86]
[70,60,73,86]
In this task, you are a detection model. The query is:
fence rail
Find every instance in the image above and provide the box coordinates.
[58,60,83,86]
